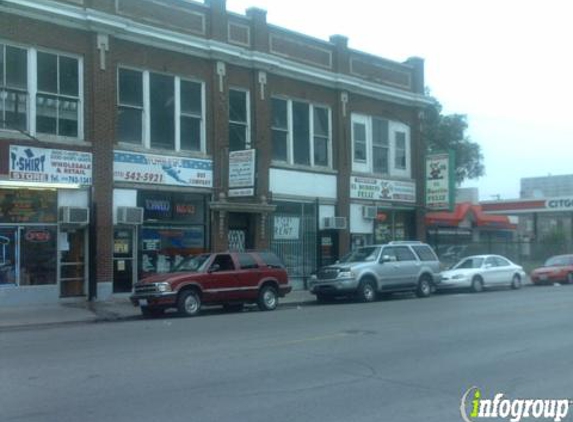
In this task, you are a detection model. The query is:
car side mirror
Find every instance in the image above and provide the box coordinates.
[484,264,492,269]
[381,255,396,263]
[208,264,221,273]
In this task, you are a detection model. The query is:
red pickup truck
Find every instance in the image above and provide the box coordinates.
[130,251,291,317]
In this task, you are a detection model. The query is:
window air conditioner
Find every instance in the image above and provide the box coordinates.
[362,206,377,219]
[117,206,144,225]
[323,216,347,230]
[58,206,89,225]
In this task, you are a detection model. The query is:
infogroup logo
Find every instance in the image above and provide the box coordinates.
[460,386,571,422]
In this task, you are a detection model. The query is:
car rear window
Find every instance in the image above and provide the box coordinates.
[412,245,438,262]
[258,252,284,268]
[238,253,259,269]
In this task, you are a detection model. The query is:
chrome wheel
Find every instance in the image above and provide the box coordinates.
[416,277,432,298]
[184,295,199,313]
[258,286,278,311]
[177,290,201,317]
[471,277,484,293]
[511,275,522,290]
[357,280,376,303]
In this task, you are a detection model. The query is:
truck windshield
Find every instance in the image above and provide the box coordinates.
[172,254,211,272]
[339,247,381,263]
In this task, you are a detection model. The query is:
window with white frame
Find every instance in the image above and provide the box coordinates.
[117,68,205,152]
[0,44,27,131]
[271,97,331,168]
[228,89,250,151]
[0,43,82,138]
[351,113,411,178]
[36,52,80,137]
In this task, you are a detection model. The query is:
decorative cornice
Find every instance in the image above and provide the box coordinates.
[0,0,433,107]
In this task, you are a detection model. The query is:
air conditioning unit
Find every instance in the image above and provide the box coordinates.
[323,216,347,230]
[117,206,144,225]
[58,206,89,225]
[362,206,377,219]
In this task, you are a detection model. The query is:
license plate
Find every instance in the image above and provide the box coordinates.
[539,275,548,281]
[139,299,148,306]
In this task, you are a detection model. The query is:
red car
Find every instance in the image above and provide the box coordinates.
[130,251,291,317]
[530,254,573,285]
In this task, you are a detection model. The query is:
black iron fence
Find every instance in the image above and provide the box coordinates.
[428,239,573,272]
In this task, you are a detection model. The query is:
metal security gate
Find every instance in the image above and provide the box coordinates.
[271,202,317,289]
[228,229,246,252]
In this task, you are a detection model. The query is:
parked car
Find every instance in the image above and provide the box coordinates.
[308,241,441,303]
[530,254,573,285]
[130,251,292,317]
[437,255,525,292]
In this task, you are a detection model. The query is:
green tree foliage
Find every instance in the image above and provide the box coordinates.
[423,97,485,185]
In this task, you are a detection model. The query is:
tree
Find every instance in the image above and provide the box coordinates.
[423,97,485,185]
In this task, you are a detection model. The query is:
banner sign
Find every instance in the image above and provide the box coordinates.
[350,176,416,203]
[426,152,454,211]
[229,149,255,197]
[273,216,300,240]
[113,151,212,188]
[9,145,92,185]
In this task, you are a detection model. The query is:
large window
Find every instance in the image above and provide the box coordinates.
[36,52,80,137]
[117,68,205,152]
[0,43,82,138]
[352,113,411,177]
[0,44,27,131]
[228,89,250,151]
[271,97,331,168]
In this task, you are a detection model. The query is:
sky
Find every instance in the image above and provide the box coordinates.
[225,0,573,200]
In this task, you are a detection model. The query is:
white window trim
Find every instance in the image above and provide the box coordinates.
[272,97,332,169]
[1,44,84,141]
[117,67,206,153]
[228,87,251,150]
[351,113,411,178]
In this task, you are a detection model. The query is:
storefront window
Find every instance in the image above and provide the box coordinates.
[138,191,207,277]
[20,226,57,285]
[374,210,416,243]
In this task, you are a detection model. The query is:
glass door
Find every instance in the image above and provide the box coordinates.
[113,228,136,293]
[60,229,86,297]
[0,227,17,285]
[19,226,57,286]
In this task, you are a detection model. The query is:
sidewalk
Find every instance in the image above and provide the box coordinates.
[0,289,317,331]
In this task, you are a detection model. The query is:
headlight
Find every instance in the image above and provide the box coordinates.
[157,282,172,292]
[338,269,354,278]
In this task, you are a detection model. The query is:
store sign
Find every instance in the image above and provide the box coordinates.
[228,149,255,197]
[426,152,454,211]
[9,146,92,185]
[24,229,51,243]
[545,197,573,211]
[350,176,416,203]
[273,216,300,240]
[113,151,212,188]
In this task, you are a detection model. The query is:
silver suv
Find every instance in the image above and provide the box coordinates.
[309,241,441,303]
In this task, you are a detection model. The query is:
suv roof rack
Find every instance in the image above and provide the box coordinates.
[388,241,424,245]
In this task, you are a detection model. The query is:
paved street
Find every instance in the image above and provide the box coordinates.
[2,286,573,422]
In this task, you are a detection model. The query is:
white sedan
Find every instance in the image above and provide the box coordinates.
[437,255,526,293]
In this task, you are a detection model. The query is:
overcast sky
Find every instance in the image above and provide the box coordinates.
[225,0,573,200]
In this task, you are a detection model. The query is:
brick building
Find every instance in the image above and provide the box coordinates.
[0,0,431,304]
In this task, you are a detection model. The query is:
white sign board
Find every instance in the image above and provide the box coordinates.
[273,216,300,240]
[350,176,416,203]
[426,153,451,210]
[9,145,92,185]
[113,151,212,188]
[229,149,256,197]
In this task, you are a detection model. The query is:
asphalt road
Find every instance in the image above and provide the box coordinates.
[2,286,573,422]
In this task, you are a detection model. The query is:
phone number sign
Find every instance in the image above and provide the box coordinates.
[113,151,213,188]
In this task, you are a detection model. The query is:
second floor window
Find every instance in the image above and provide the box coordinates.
[352,113,411,178]
[228,89,250,151]
[271,97,331,168]
[0,44,27,131]
[0,43,82,139]
[117,68,205,153]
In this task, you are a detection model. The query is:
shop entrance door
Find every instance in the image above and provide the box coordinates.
[113,228,136,293]
[60,229,87,297]
[228,213,254,252]
[0,227,17,285]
